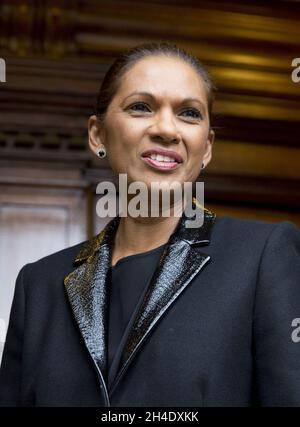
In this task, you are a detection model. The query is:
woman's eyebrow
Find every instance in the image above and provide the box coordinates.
[123,91,205,108]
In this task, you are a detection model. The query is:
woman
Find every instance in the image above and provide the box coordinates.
[0,42,300,407]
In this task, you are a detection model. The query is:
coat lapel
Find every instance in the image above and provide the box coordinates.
[64,215,120,385]
[64,197,216,397]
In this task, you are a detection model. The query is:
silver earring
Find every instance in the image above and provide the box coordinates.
[201,162,205,170]
[97,145,106,158]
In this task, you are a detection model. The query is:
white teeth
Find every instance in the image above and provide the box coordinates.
[149,154,176,162]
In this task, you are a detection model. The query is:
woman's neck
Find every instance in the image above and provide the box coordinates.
[111,200,185,265]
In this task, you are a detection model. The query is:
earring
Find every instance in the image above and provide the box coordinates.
[97,145,106,158]
[201,162,205,170]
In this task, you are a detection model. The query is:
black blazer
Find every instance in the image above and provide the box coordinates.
[1,198,300,407]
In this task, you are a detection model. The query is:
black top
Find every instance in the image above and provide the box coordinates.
[107,242,167,383]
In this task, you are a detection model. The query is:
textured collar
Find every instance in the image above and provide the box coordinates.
[74,197,216,264]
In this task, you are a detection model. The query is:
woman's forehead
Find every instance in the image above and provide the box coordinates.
[117,56,207,100]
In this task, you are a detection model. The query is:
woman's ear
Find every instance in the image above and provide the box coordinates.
[88,114,105,157]
[202,129,214,168]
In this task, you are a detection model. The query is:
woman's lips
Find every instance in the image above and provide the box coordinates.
[141,156,181,171]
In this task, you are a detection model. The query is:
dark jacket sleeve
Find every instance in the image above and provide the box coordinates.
[0,264,28,406]
[253,220,300,406]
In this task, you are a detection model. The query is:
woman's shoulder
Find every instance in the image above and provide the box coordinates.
[212,213,298,232]
[20,239,89,283]
[209,213,299,249]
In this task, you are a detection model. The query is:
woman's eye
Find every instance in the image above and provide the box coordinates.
[181,108,202,120]
[128,102,151,112]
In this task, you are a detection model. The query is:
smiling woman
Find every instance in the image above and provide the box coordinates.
[0,42,300,408]
[88,43,215,263]
[93,61,213,168]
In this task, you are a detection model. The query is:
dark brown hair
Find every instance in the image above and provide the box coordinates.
[95,41,216,127]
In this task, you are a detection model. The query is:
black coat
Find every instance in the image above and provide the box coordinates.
[1,198,300,407]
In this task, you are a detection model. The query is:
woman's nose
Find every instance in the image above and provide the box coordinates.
[148,111,181,143]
